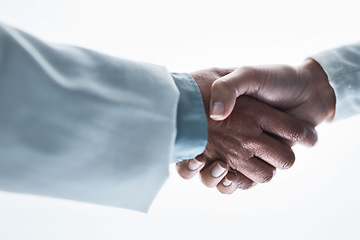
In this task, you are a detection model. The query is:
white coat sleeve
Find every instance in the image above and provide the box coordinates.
[311,42,360,121]
[0,24,207,212]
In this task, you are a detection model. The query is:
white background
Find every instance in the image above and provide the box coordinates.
[0,0,359,239]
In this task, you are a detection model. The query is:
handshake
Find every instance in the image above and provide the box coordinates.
[176,59,336,194]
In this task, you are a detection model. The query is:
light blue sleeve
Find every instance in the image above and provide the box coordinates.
[171,73,208,163]
[0,23,207,212]
[311,42,360,121]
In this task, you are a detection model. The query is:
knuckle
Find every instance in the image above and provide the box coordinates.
[209,67,219,72]
[231,153,253,169]
[212,78,237,96]
[242,134,262,150]
[225,148,253,168]
[209,67,225,76]
[225,156,239,171]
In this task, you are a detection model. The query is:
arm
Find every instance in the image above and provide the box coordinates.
[208,43,360,125]
[0,23,318,210]
[311,42,360,120]
[182,43,360,195]
[0,24,207,212]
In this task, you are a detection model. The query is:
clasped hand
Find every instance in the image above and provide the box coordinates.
[177,61,335,194]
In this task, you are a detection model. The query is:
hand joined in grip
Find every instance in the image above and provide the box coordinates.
[209,60,336,126]
[176,68,318,193]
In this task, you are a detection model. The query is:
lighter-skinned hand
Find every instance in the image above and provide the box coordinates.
[209,59,336,127]
[176,68,318,193]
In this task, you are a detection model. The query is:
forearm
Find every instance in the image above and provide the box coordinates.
[0,23,180,212]
[310,42,360,120]
[299,59,336,122]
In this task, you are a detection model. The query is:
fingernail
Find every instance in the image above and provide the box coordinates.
[188,159,202,171]
[210,102,225,120]
[222,177,232,187]
[211,163,226,178]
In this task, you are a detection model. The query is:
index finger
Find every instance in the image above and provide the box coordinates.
[258,102,318,146]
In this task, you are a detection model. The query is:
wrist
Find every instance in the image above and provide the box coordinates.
[299,59,336,122]
[171,73,208,162]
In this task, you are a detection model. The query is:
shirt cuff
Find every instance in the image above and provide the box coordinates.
[171,73,208,163]
[310,43,360,121]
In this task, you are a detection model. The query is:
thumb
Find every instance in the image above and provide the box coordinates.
[209,67,259,120]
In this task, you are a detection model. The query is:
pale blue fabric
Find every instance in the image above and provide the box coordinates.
[311,42,360,121]
[172,73,208,162]
[0,24,208,212]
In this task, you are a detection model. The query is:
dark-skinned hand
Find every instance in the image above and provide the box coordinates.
[176,68,318,193]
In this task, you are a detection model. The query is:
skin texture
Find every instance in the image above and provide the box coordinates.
[209,59,336,126]
[176,68,319,193]
[177,60,336,194]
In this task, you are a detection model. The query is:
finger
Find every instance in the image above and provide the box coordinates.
[199,161,228,188]
[230,156,276,184]
[267,133,295,147]
[217,171,255,194]
[176,157,205,180]
[216,172,238,194]
[235,172,257,190]
[258,104,318,146]
[209,67,259,121]
[249,133,296,170]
